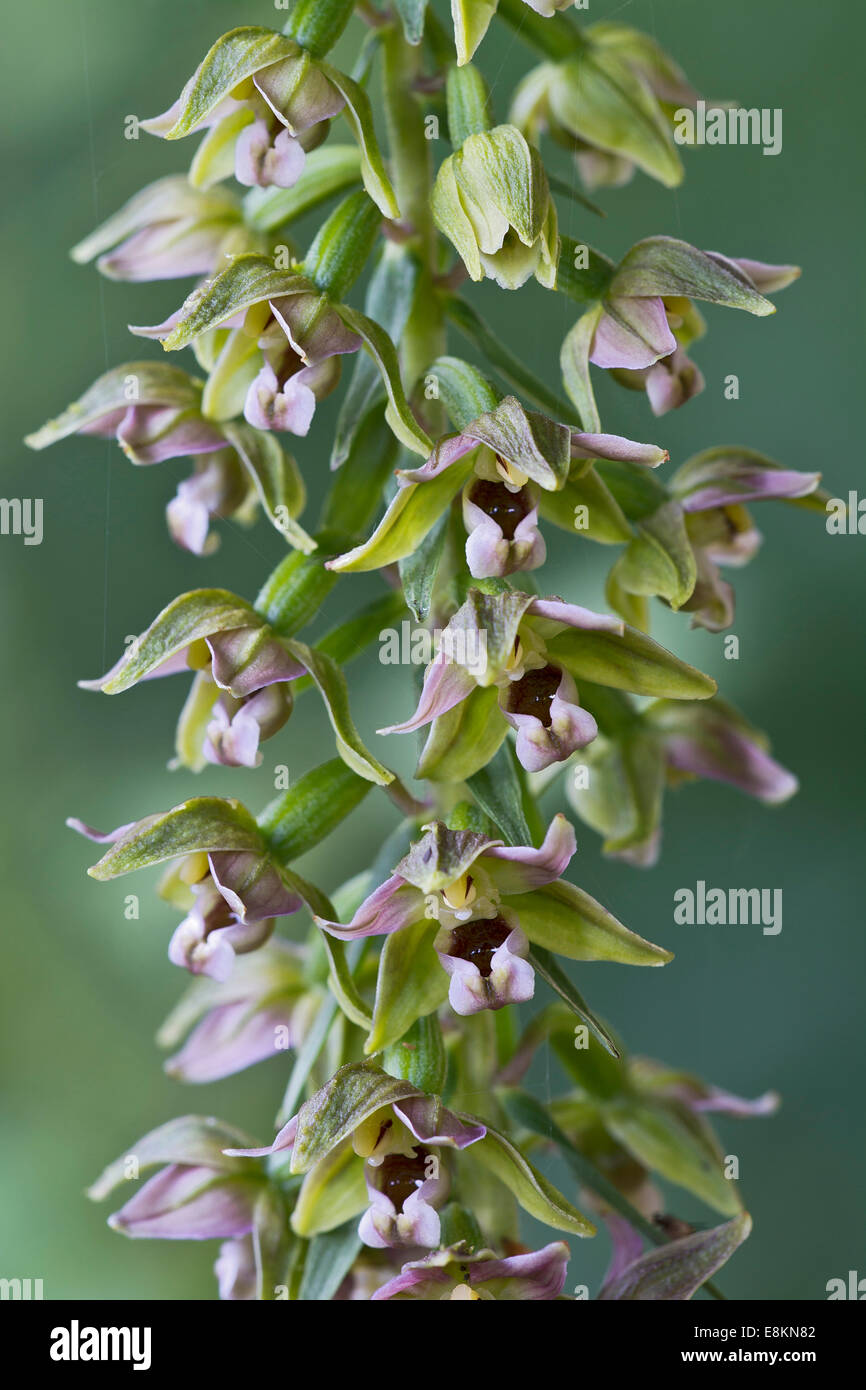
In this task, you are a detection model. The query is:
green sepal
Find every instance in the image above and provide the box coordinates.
[83,589,259,694]
[331,301,431,457]
[25,362,202,450]
[426,355,500,430]
[556,235,616,307]
[611,237,777,314]
[416,684,508,782]
[293,591,408,694]
[285,640,395,785]
[160,258,315,351]
[599,1213,752,1301]
[540,464,633,543]
[221,421,314,552]
[292,1140,369,1236]
[603,1099,743,1216]
[547,623,717,700]
[328,455,474,573]
[88,1116,262,1200]
[70,177,242,270]
[332,245,422,468]
[318,62,400,217]
[85,798,263,880]
[509,878,672,966]
[560,304,603,432]
[289,1062,421,1174]
[608,499,697,612]
[549,49,683,188]
[466,1126,596,1236]
[366,919,450,1056]
[142,28,299,139]
[466,741,534,848]
[527,947,620,1057]
[320,934,374,1030]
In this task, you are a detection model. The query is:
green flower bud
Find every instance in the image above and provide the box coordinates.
[432,125,559,290]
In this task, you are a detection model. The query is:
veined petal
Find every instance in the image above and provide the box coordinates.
[484,813,577,894]
[315,874,426,940]
[591,296,676,370]
[378,653,477,735]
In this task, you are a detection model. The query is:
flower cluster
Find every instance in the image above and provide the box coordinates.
[29,0,817,1301]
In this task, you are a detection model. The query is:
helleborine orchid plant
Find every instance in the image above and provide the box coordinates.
[28,0,819,1301]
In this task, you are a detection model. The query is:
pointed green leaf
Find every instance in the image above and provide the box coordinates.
[540,464,633,543]
[466,741,533,848]
[510,878,672,965]
[451,0,498,67]
[399,510,448,623]
[548,623,717,699]
[467,1125,595,1236]
[527,946,620,1056]
[395,0,428,45]
[297,1217,364,1300]
[604,1098,742,1216]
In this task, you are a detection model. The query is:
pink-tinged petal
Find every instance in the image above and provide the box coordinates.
[398,433,478,486]
[484,812,576,894]
[664,728,797,803]
[709,254,801,295]
[679,470,820,513]
[215,1236,257,1300]
[464,498,546,578]
[472,1241,570,1299]
[204,701,264,769]
[107,1165,256,1240]
[315,874,425,940]
[570,431,668,468]
[66,816,139,844]
[377,653,477,735]
[590,297,677,370]
[438,923,535,1015]
[360,1175,444,1250]
[224,1115,298,1160]
[243,362,317,436]
[78,644,194,693]
[371,1263,453,1300]
[165,1000,296,1083]
[269,295,362,365]
[209,850,302,922]
[129,305,188,340]
[503,668,599,773]
[392,1098,486,1149]
[235,120,306,189]
[599,1207,645,1289]
[528,597,623,634]
[99,222,230,282]
[645,348,705,416]
[116,405,226,464]
[207,627,304,697]
[676,1083,780,1118]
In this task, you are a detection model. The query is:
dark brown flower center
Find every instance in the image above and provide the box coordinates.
[448,915,512,978]
[468,479,532,539]
[506,663,561,727]
[377,1149,431,1212]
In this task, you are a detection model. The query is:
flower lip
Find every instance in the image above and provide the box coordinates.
[467,478,533,539]
[504,663,563,727]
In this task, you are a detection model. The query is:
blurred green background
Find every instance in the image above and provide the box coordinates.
[1,0,862,1300]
